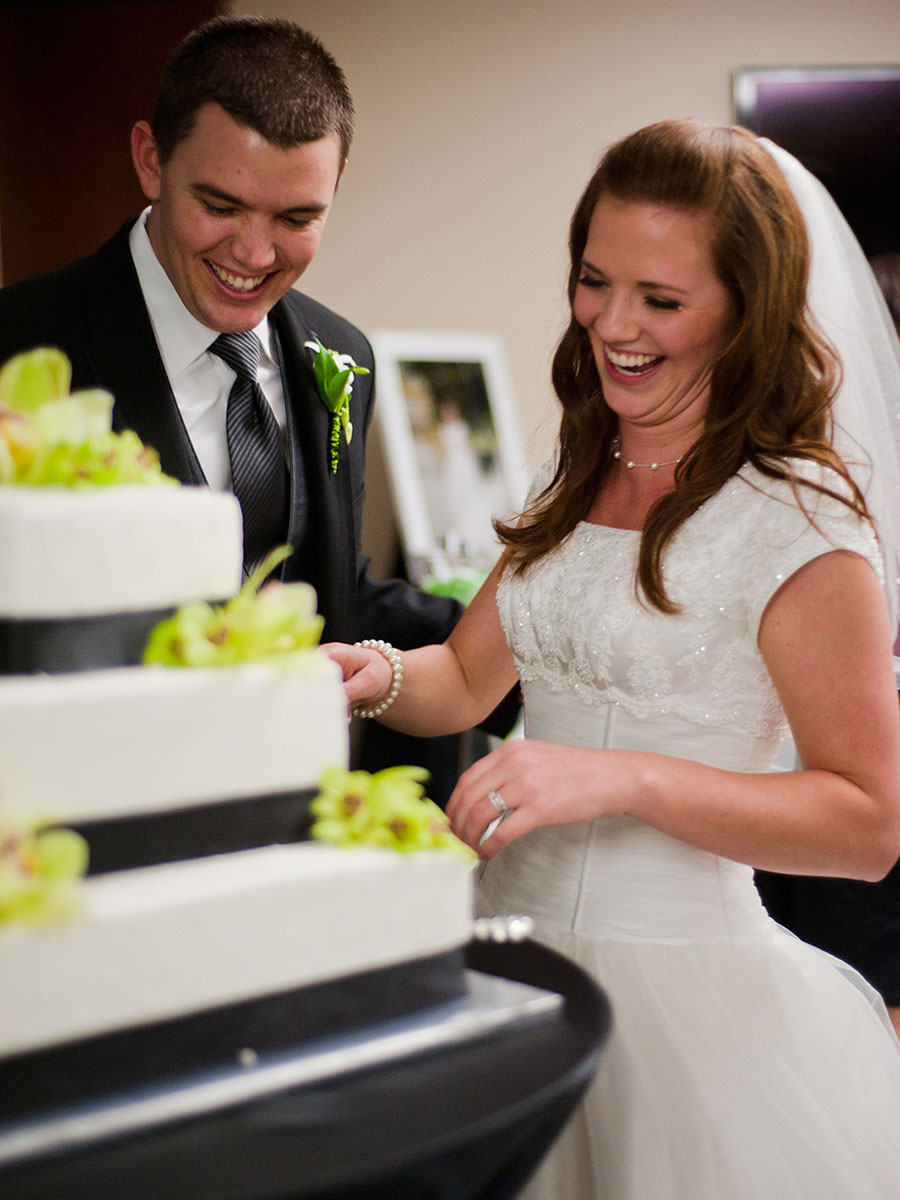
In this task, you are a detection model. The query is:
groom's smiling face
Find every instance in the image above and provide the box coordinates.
[132,102,344,334]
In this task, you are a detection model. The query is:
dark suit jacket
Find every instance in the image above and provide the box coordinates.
[0,219,460,651]
[755,867,900,1006]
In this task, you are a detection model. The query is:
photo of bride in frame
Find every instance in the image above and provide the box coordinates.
[369,330,529,586]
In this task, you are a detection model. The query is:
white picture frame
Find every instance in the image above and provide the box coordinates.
[369,329,529,583]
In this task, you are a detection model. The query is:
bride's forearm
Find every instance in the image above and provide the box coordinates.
[627,752,900,881]
[454,736,900,878]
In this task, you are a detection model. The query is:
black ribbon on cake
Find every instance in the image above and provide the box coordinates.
[0,608,179,674]
[66,789,317,875]
[0,949,469,1127]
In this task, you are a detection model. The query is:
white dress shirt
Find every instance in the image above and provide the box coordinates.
[129,210,287,492]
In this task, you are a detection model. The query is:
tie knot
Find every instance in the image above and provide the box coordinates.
[210,331,262,381]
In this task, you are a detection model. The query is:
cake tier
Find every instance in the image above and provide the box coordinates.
[0,949,470,1127]
[0,485,242,618]
[0,655,348,824]
[0,843,474,1057]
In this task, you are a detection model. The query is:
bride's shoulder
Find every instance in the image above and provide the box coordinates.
[735,455,849,490]
[524,456,558,506]
[716,457,878,563]
[730,457,860,518]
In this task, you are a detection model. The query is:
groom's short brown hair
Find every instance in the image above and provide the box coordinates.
[151,16,355,166]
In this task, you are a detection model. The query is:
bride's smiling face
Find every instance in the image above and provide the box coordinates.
[573,195,734,431]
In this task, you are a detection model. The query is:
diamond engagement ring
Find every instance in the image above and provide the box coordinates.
[488,788,509,815]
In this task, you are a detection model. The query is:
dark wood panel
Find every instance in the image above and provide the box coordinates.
[0,1,219,283]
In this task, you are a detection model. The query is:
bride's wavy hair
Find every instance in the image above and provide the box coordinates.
[496,118,869,612]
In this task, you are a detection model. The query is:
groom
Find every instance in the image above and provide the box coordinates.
[0,15,512,786]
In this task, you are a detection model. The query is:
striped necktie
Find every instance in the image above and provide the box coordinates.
[210,331,288,574]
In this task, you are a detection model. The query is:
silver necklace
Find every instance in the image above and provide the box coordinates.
[611,435,683,471]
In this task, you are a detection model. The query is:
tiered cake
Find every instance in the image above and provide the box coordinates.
[0,351,474,1074]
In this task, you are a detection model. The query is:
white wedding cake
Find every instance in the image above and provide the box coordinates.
[0,351,474,1068]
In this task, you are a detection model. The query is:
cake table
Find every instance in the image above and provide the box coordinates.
[0,936,611,1200]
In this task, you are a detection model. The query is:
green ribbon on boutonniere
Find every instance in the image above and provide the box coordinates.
[304,338,370,474]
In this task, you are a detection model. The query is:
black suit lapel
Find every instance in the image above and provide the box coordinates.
[272,300,356,639]
[84,223,205,484]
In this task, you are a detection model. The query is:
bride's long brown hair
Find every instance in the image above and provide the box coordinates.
[495,119,869,612]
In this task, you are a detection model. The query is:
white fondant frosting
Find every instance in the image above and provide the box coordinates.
[0,844,474,1056]
[0,486,242,616]
[0,656,348,820]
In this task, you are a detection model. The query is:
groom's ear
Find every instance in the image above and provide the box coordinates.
[130,121,162,203]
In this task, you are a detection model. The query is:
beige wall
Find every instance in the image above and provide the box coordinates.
[233,0,899,465]
[234,0,898,571]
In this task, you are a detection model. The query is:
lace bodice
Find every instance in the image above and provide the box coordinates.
[484,460,883,944]
[497,460,882,743]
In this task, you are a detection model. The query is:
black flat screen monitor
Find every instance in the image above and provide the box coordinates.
[733,66,900,256]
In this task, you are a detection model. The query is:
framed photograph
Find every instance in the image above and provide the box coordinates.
[732,65,900,255]
[369,329,529,585]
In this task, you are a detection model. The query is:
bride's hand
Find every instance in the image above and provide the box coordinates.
[321,642,393,715]
[446,737,625,857]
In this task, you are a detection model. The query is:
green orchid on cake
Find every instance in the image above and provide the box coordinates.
[144,545,323,669]
[311,764,476,859]
[0,817,89,928]
[0,347,175,487]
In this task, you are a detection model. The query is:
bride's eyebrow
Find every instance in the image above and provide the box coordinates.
[639,280,689,295]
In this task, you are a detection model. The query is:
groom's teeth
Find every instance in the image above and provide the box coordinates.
[607,350,659,369]
[210,264,267,291]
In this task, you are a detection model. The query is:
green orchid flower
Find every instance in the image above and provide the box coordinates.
[0,345,72,412]
[0,347,174,487]
[311,765,476,859]
[0,817,89,928]
[144,545,324,668]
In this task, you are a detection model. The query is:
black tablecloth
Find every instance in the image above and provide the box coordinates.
[0,939,611,1200]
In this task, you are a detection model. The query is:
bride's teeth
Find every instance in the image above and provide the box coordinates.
[211,264,267,291]
[608,350,659,369]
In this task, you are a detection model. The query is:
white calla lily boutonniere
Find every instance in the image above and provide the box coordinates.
[305,338,370,474]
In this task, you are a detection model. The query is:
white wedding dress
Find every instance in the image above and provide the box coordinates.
[483,460,900,1199]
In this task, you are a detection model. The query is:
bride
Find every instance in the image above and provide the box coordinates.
[328,119,900,1197]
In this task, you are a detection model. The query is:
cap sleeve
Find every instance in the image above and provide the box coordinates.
[738,463,883,637]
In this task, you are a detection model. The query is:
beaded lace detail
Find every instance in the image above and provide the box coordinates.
[497,460,881,738]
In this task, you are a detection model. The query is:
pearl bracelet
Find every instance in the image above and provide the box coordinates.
[352,639,403,719]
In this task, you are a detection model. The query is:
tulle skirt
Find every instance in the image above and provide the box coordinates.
[513,923,900,1199]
